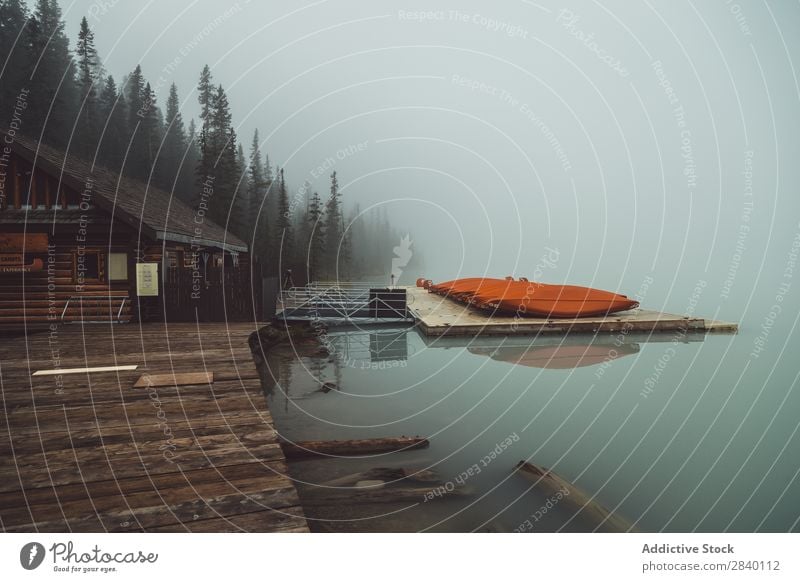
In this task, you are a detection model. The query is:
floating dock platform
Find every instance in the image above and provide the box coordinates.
[406,286,737,337]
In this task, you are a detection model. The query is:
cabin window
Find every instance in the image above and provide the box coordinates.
[108,252,128,281]
[165,250,180,268]
[184,250,199,269]
[74,251,105,283]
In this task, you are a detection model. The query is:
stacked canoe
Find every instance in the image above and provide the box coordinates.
[416,276,638,318]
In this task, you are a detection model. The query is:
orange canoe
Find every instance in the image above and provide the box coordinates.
[417,277,638,318]
[425,277,508,297]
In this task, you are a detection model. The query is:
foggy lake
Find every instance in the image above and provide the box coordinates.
[2,0,798,549]
[261,315,799,532]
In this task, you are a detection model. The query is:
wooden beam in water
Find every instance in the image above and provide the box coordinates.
[300,485,470,506]
[280,436,429,459]
[515,460,636,532]
[322,466,440,487]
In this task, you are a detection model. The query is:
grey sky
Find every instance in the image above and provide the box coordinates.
[61,0,800,321]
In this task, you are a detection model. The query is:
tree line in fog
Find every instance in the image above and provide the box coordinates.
[0,0,422,283]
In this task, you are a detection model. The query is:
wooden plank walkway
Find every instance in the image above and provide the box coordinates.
[0,323,308,532]
[407,286,738,336]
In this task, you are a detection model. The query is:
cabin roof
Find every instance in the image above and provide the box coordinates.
[4,133,248,253]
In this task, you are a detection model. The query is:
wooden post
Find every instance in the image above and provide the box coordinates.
[11,156,20,209]
[29,170,37,208]
[128,240,139,322]
[43,175,51,209]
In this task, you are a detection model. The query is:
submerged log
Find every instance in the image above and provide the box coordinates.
[300,485,472,506]
[280,436,429,459]
[323,466,440,487]
[514,460,636,532]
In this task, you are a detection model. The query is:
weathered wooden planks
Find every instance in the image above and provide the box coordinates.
[0,323,308,532]
[151,506,308,533]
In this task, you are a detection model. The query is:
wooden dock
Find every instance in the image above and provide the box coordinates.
[0,323,308,532]
[407,286,738,336]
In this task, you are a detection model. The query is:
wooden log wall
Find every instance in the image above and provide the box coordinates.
[0,228,134,327]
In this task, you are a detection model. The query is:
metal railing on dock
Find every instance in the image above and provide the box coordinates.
[277,282,411,322]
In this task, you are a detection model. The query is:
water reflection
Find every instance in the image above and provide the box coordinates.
[323,325,709,370]
[256,324,800,533]
[325,326,411,365]
[420,330,706,370]
[469,339,639,369]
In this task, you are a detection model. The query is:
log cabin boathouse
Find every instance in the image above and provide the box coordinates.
[0,132,259,328]
[0,134,309,533]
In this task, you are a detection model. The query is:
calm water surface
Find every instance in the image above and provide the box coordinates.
[260,319,800,532]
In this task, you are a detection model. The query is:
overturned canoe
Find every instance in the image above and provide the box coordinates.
[417,277,638,318]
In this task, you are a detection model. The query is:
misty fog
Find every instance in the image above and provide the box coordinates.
[59,0,799,322]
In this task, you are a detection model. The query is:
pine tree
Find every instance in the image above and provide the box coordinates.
[187,118,198,148]
[274,168,293,272]
[231,141,247,237]
[292,181,308,283]
[247,130,270,262]
[74,16,99,155]
[247,130,267,219]
[218,97,239,226]
[197,64,214,124]
[323,171,342,277]
[123,64,144,129]
[198,83,238,226]
[339,208,353,279]
[158,83,187,194]
[0,0,30,116]
[195,66,214,189]
[348,202,367,277]
[180,118,200,204]
[264,153,273,186]
[25,0,77,146]
[121,64,148,177]
[136,81,162,181]
[306,190,325,282]
[263,160,281,274]
[97,75,127,172]
[263,153,276,245]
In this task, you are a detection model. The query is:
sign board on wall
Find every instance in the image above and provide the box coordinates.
[0,257,44,273]
[0,254,24,266]
[0,233,48,272]
[0,233,49,253]
[136,263,159,296]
